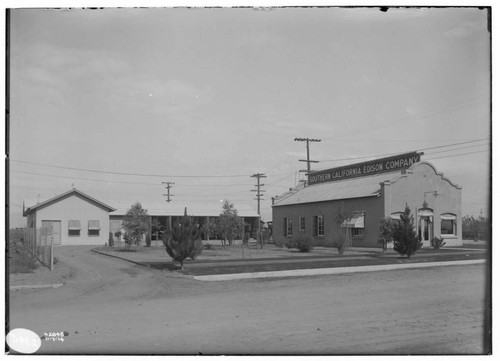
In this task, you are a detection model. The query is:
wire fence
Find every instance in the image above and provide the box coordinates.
[23,227,54,271]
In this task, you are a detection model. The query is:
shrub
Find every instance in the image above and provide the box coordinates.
[295,237,313,252]
[108,232,114,247]
[335,234,346,255]
[163,207,203,270]
[145,232,151,247]
[431,236,446,249]
[377,217,395,252]
[274,236,286,248]
[392,206,423,258]
[285,237,313,252]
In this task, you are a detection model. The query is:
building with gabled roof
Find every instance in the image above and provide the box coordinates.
[272,152,462,248]
[23,188,116,246]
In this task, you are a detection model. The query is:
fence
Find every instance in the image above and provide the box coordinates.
[23,227,54,271]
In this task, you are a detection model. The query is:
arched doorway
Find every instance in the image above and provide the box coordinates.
[417,208,434,247]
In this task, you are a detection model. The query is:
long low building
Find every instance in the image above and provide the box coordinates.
[110,202,260,245]
[23,188,260,246]
[272,152,462,248]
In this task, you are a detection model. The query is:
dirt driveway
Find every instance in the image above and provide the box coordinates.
[8,246,489,355]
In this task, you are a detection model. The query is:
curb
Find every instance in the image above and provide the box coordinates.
[193,259,486,281]
[91,248,150,268]
[10,283,64,290]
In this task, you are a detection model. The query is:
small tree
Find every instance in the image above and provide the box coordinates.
[378,217,395,252]
[121,202,149,249]
[334,203,352,254]
[392,205,422,258]
[163,208,203,270]
[215,200,244,247]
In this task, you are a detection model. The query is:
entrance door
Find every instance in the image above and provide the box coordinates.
[418,216,433,247]
[41,220,61,245]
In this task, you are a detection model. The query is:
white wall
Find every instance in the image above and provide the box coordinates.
[34,194,111,246]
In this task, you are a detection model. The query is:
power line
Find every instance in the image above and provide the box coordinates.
[10,159,251,178]
[425,149,489,161]
[320,138,488,163]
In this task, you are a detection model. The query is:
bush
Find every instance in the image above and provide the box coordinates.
[284,238,296,249]
[274,236,286,248]
[285,237,313,252]
[431,236,446,249]
[393,206,423,258]
[296,237,313,252]
[108,232,114,247]
[145,232,151,247]
[334,234,346,255]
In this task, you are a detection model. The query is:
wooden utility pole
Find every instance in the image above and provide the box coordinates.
[251,173,266,248]
[294,137,321,185]
[162,181,175,202]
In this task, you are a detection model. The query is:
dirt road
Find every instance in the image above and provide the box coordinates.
[8,246,489,355]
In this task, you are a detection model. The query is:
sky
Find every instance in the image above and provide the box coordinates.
[7,5,491,228]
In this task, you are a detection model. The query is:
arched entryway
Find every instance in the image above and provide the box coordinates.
[417,208,434,247]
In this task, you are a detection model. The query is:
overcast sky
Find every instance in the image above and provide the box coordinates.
[8,6,490,227]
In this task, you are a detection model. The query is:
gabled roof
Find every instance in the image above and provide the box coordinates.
[23,188,116,216]
[273,172,401,207]
[110,201,259,218]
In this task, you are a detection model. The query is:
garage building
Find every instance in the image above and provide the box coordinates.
[23,188,116,246]
[272,152,462,248]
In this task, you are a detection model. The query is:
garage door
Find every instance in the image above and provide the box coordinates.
[41,220,61,245]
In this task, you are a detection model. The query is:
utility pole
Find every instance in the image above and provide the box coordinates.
[251,173,266,248]
[162,181,175,202]
[294,137,321,185]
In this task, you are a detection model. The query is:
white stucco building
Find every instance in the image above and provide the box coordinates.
[23,188,116,246]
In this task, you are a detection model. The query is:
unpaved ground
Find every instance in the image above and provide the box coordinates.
[8,246,489,355]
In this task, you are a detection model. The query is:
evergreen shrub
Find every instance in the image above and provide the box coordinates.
[431,236,446,249]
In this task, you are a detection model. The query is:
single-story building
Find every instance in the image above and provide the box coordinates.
[23,188,116,246]
[272,152,462,248]
[110,202,260,246]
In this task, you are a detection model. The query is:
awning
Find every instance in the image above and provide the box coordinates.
[342,213,365,228]
[88,220,101,230]
[68,220,81,230]
[441,214,457,220]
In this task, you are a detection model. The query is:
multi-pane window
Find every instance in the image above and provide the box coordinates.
[286,217,293,236]
[299,217,306,232]
[352,228,364,237]
[68,220,81,236]
[283,217,293,236]
[88,220,101,236]
[440,214,457,235]
[312,215,324,237]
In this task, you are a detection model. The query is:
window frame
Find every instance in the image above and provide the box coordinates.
[299,217,306,232]
[312,215,324,237]
[440,214,457,237]
[68,220,81,237]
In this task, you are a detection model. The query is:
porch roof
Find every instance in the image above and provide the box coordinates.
[110,201,259,218]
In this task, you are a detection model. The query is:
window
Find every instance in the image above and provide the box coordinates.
[312,215,324,237]
[352,228,364,237]
[88,220,101,236]
[286,217,293,236]
[343,212,365,238]
[440,214,457,236]
[299,217,306,232]
[68,220,81,236]
[283,217,293,236]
